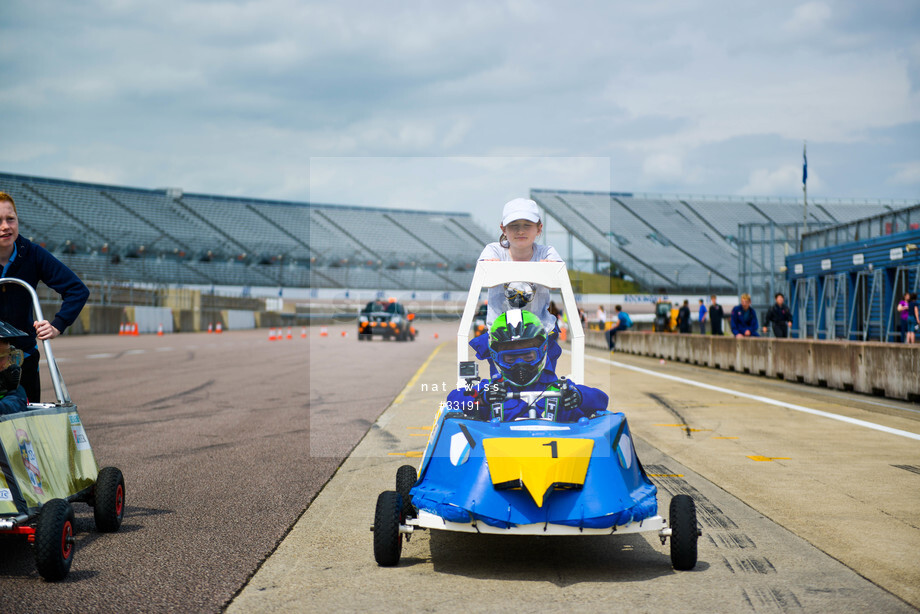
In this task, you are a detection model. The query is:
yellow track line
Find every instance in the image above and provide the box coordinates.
[392,341,447,406]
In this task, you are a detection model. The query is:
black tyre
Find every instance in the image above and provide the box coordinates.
[373,491,403,566]
[35,499,75,581]
[395,465,418,517]
[94,466,126,532]
[669,494,698,570]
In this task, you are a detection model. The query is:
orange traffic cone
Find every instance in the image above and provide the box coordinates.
[132,323,139,336]
[269,328,276,341]
[216,323,223,334]
[340,330,347,338]
[433,333,439,339]
[157,323,164,336]
[118,323,125,336]
[320,326,328,337]
[207,323,213,333]
[286,327,293,340]
[301,327,307,339]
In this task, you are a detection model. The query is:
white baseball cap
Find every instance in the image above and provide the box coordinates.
[501,198,541,226]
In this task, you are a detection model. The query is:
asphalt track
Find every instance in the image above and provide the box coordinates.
[2,326,919,613]
[0,321,458,613]
[228,342,920,613]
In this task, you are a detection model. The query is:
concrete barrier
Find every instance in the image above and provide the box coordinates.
[598,331,920,402]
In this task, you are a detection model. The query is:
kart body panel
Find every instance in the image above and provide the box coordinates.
[0,404,99,517]
[410,408,658,532]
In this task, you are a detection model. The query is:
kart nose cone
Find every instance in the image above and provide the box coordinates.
[482,437,593,507]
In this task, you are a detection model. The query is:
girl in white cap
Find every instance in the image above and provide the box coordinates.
[473,198,564,377]
[479,198,563,331]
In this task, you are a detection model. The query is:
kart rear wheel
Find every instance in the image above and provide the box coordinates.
[395,465,418,517]
[669,494,698,570]
[373,491,403,566]
[94,466,126,532]
[35,498,75,581]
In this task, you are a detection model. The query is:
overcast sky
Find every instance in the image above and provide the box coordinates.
[1,0,918,230]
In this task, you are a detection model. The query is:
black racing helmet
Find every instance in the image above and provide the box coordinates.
[0,320,27,397]
[488,309,548,386]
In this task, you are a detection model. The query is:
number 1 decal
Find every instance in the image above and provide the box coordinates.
[543,440,558,458]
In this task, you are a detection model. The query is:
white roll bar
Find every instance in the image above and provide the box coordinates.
[456,261,584,388]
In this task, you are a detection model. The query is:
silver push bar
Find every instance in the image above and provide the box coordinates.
[0,277,71,404]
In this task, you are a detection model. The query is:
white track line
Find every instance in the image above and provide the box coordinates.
[588,354,920,442]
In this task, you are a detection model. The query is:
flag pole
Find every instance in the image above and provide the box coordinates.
[802,140,808,249]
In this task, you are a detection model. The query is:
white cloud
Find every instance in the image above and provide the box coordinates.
[740,164,819,196]
[1,0,919,204]
[642,153,685,183]
[0,143,58,164]
[783,2,833,34]
[68,166,122,185]
[887,161,920,186]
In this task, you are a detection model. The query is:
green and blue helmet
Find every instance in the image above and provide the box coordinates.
[489,309,548,386]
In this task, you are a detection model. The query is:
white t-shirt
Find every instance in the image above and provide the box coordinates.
[478,242,563,332]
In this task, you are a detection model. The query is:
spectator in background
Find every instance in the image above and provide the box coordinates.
[907,292,918,344]
[677,299,692,334]
[578,307,586,329]
[0,191,89,402]
[731,293,760,338]
[897,292,911,343]
[698,299,707,334]
[606,305,632,351]
[595,305,606,331]
[709,295,725,336]
[763,292,793,338]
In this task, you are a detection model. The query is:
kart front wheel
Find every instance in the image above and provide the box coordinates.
[373,491,403,566]
[395,465,418,517]
[669,494,698,570]
[94,466,126,532]
[35,498,75,581]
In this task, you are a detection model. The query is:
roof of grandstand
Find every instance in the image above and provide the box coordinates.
[532,188,917,294]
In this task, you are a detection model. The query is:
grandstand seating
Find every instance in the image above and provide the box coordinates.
[533,189,908,293]
[3,172,910,294]
[0,172,487,291]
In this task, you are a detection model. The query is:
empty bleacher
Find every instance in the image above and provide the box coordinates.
[0,172,489,291]
[3,172,909,295]
[533,189,909,293]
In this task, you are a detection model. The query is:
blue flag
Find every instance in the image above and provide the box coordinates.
[802,145,808,185]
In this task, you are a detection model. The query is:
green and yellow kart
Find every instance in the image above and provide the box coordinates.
[0,278,125,581]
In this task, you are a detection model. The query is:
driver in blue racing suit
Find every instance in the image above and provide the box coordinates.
[447,309,607,422]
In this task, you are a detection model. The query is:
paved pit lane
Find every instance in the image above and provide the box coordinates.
[228,344,920,613]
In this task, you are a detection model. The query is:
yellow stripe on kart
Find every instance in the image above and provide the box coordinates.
[482,438,593,508]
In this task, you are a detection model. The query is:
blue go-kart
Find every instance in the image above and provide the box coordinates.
[371,261,699,570]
